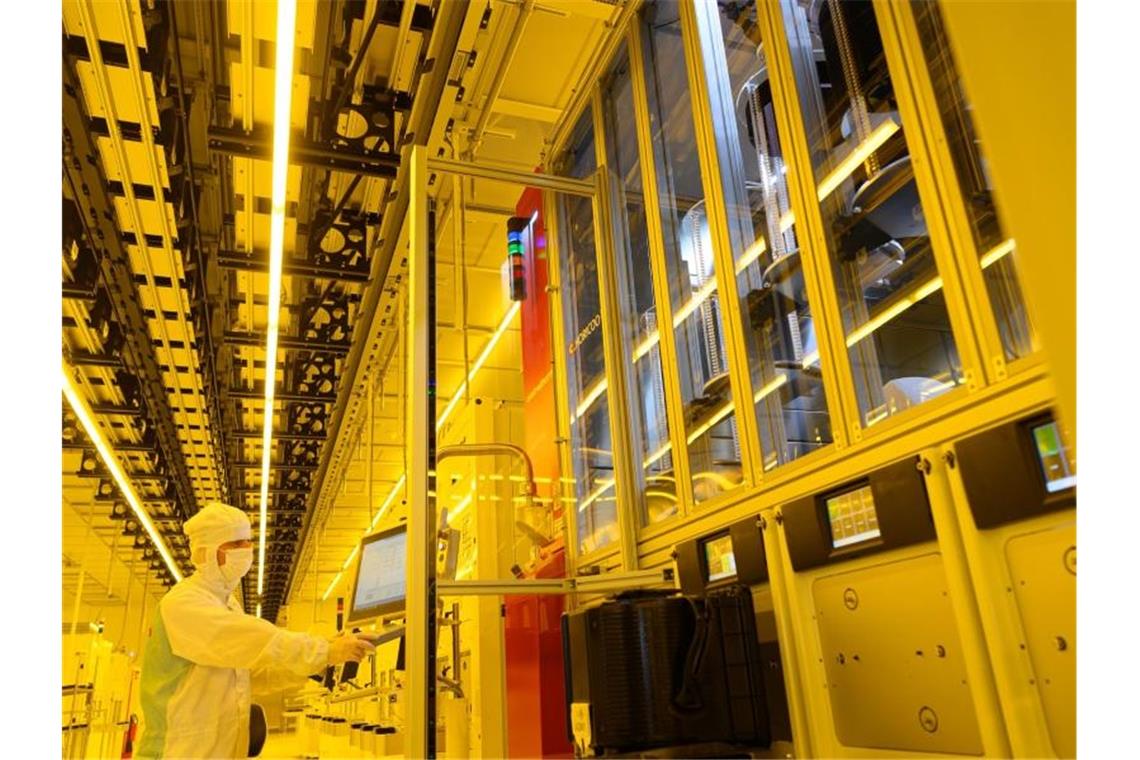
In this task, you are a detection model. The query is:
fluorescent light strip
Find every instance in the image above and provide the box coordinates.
[816,120,901,202]
[753,373,789,403]
[643,442,672,469]
[322,572,344,603]
[256,603,262,618]
[735,211,796,273]
[980,238,1016,269]
[257,0,298,609]
[800,238,1014,369]
[576,212,798,421]
[573,377,608,421]
[575,277,720,422]
[577,478,616,513]
[617,371,794,478]
[436,302,521,431]
[371,474,407,531]
[322,299,516,601]
[686,400,736,445]
[449,489,476,521]
[671,277,720,329]
[579,128,905,427]
[62,364,183,583]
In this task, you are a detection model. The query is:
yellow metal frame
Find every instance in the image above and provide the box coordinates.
[678,0,764,490]
[626,17,700,526]
[759,505,817,757]
[878,0,1045,387]
[765,445,1011,757]
[537,0,1069,622]
[940,433,1075,758]
[634,367,1054,569]
[871,0,988,396]
[405,144,432,760]
[758,0,866,447]
[935,0,1075,432]
[590,87,641,571]
[541,189,583,579]
[690,0,858,477]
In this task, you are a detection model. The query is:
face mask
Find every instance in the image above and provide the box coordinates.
[219,547,254,586]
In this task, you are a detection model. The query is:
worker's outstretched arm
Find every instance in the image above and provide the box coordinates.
[161,590,329,676]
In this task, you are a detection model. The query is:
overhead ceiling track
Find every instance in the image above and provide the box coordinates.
[216,251,372,283]
[223,331,351,354]
[207,127,400,179]
[63,441,153,453]
[232,429,327,442]
[283,0,476,606]
[68,351,122,368]
[229,389,338,404]
[233,462,319,471]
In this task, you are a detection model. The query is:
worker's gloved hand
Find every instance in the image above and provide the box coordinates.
[326,633,376,665]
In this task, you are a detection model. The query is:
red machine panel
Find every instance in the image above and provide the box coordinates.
[505,187,573,758]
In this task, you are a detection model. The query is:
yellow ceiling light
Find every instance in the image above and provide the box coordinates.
[436,302,521,430]
[671,277,719,329]
[631,332,660,363]
[643,442,673,469]
[572,376,608,422]
[322,471,406,601]
[640,373,787,471]
[816,119,901,202]
[980,238,1016,269]
[629,214,795,369]
[62,363,183,583]
[322,572,343,603]
[370,474,407,531]
[753,373,788,403]
[448,489,476,521]
[322,298,517,601]
[257,0,298,608]
[735,210,796,273]
[686,400,736,445]
[577,477,616,513]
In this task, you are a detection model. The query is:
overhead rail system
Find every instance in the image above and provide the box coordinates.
[61,0,478,620]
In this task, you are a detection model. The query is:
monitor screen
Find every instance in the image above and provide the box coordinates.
[1031,421,1076,493]
[826,485,881,549]
[348,526,407,622]
[703,533,737,582]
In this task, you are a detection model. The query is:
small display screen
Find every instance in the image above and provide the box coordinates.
[703,533,737,582]
[352,529,407,615]
[826,485,882,549]
[1031,421,1076,493]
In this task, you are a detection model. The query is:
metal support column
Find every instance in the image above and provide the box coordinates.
[405,144,437,758]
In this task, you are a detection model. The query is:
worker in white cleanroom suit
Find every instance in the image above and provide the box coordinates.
[137,501,374,758]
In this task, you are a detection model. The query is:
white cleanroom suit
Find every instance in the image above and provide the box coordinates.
[137,502,372,758]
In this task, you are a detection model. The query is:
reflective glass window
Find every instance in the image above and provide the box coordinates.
[554,109,618,555]
[640,0,744,502]
[601,44,680,526]
[910,0,1035,361]
[707,0,834,471]
[781,0,963,428]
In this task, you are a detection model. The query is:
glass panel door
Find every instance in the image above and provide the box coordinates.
[640,0,744,502]
[780,0,964,428]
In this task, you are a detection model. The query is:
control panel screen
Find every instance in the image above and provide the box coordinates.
[352,528,407,616]
[826,485,882,549]
[703,533,737,582]
[1031,421,1076,493]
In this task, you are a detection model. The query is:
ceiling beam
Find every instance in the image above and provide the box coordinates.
[491,97,562,123]
[217,251,371,283]
[207,127,400,179]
